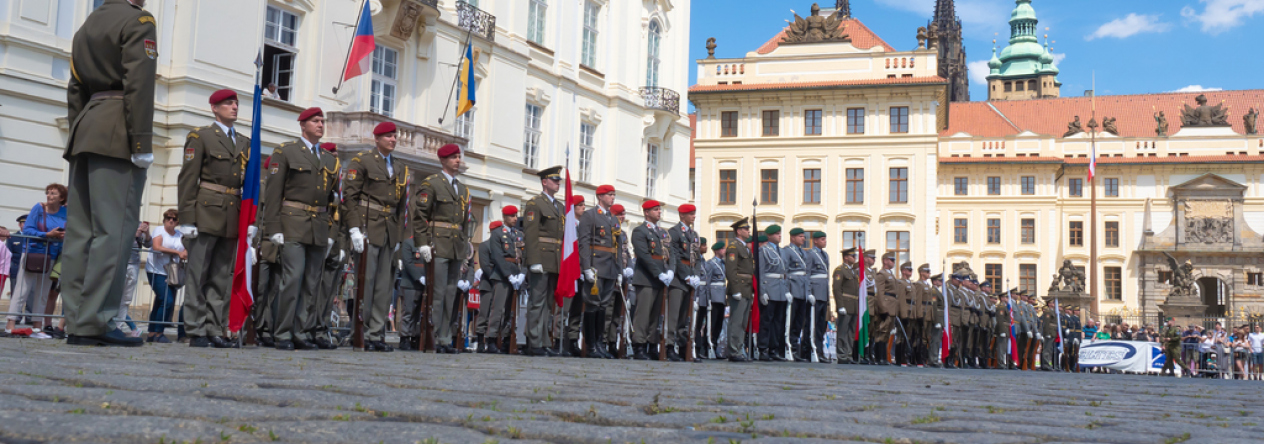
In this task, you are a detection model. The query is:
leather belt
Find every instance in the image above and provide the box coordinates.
[504,257,518,263]
[790,271,806,276]
[810,274,828,279]
[200,182,241,196]
[651,255,667,261]
[679,259,692,265]
[362,200,393,213]
[735,273,752,279]
[432,221,461,230]
[591,245,617,253]
[765,274,784,279]
[91,91,124,100]
[884,292,897,297]
[283,200,327,213]
[538,237,561,244]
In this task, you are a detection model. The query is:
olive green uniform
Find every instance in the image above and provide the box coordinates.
[1160,325,1191,376]
[725,239,754,359]
[411,172,471,349]
[344,151,409,343]
[631,221,673,346]
[522,193,564,351]
[831,263,859,362]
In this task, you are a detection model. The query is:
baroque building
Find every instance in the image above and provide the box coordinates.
[985,0,1060,101]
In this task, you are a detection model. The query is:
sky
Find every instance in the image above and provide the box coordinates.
[687,0,1264,106]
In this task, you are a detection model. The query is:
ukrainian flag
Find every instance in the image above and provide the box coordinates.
[457,45,478,117]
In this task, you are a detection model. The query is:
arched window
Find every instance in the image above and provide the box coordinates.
[646,20,662,87]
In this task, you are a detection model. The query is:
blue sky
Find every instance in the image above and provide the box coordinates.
[687,0,1264,104]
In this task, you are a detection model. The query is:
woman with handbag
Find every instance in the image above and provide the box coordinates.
[145,209,186,343]
[5,184,68,338]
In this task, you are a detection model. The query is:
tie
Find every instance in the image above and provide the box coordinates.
[386,156,394,178]
[228,128,235,142]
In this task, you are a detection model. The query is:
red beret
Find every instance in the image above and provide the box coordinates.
[501,205,518,216]
[373,121,397,136]
[209,89,237,105]
[610,204,625,215]
[678,204,696,214]
[489,221,503,230]
[321,143,336,152]
[438,143,461,158]
[596,185,615,195]
[298,107,324,122]
[262,156,271,169]
[570,195,585,206]
[641,200,662,211]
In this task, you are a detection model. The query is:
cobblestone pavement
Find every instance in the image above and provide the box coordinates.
[0,340,1260,444]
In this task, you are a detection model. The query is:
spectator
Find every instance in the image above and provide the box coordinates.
[1199,333,1215,377]
[1248,325,1264,380]
[1095,324,1111,340]
[145,209,186,343]
[1133,325,1150,342]
[0,229,10,327]
[1232,327,1249,379]
[5,184,68,338]
[117,222,151,335]
[1082,319,1098,341]
[262,82,280,99]
[5,215,25,295]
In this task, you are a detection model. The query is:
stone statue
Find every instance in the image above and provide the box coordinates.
[706,37,717,59]
[1246,107,1258,135]
[927,22,939,49]
[1102,117,1119,135]
[916,26,928,49]
[1054,259,1085,294]
[1163,253,1197,299]
[1063,116,1083,137]
[1154,111,1169,137]
[390,0,426,40]
[1180,94,1231,127]
[785,3,849,44]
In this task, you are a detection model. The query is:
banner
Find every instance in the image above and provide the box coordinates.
[1078,340,1173,375]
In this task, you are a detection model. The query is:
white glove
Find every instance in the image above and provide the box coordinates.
[665,270,675,282]
[338,250,345,262]
[131,153,154,168]
[1027,332,1033,339]
[584,269,596,282]
[398,260,403,270]
[732,293,742,301]
[839,308,847,316]
[785,292,792,300]
[516,273,526,283]
[1037,333,1044,341]
[176,224,198,239]
[271,233,284,245]
[328,238,334,247]
[474,269,483,282]
[1001,333,1007,338]
[623,267,634,278]
[418,276,426,286]
[457,280,470,291]
[935,323,941,329]
[761,293,769,305]
[530,264,544,274]
[616,275,623,285]
[658,272,672,286]
[418,245,433,263]
[512,279,522,290]
[248,246,257,261]
[247,225,257,244]
[349,228,365,253]
[807,294,816,305]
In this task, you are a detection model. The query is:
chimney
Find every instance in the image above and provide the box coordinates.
[1084,90,1094,98]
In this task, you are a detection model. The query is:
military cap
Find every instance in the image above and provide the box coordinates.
[678,203,696,214]
[373,121,397,135]
[881,252,895,261]
[641,200,662,210]
[979,281,992,288]
[789,227,805,236]
[864,249,876,258]
[209,89,237,105]
[537,166,563,180]
[320,142,336,153]
[712,241,726,251]
[569,195,585,206]
[610,204,625,216]
[501,205,518,216]
[596,184,615,195]
[730,217,750,230]
[812,231,826,239]
[918,264,931,272]
[1008,287,1020,295]
[950,272,965,280]
[297,107,323,122]
[16,215,26,224]
[841,247,857,255]
[438,143,461,158]
[757,234,769,243]
[900,261,913,270]
[489,220,503,230]
[930,273,943,281]
[765,224,781,235]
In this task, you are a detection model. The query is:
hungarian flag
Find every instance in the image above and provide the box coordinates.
[856,244,869,356]
[1007,290,1019,363]
[554,168,581,306]
[340,0,375,82]
[940,277,951,363]
[227,82,264,332]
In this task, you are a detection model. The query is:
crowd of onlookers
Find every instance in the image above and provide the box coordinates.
[1177,323,1264,380]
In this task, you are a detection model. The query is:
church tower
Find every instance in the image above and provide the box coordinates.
[835,0,851,19]
[931,0,969,102]
[986,0,1061,100]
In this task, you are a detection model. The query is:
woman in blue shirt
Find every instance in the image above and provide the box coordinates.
[5,184,68,338]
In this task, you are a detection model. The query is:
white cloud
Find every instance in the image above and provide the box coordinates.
[967,60,991,85]
[1051,53,1067,66]
[1181,0,1264,34]
[1086,13,1172,40]
[1171,85,1224,92]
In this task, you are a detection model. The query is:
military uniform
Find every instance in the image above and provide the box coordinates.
[1066,308,1082,371]
[578,202,621,359]
[312,213,347,348]
[604,207,632,355]
[663,218,701,361]
[1039,302,1060,370]
[926,275,946,366]
[251,162,280,346]
[782,234,811,361]
[724,219,754,361]
[630,207,673,360]
[802,235,830,362]
[696,243,727,359]
[757,231,789,361]
[482,220,523,353]
[397,238,427,350]
[946,276,966,368]
[831,249,859,363]
[522,167,565,356]
[993,293,1013,369]
[62,0,157,345]
[1160,322,1191,376]
[872,258,899,364]
[411,154,471,352]
[344,144,408,350]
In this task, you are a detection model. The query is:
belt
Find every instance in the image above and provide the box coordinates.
[361,200,393,213]
[709,282,725,286]
[282,200,327,213]
[765,274,784,279]
[790,271,806,276]
[200,182,241,196]
[591,245,617,253]
[679,259,693,265]
[651,255,667,261]
[810,274,828,279]
[538,237,561,244]
[432,221,461,230]
[91,91,124,100]
[504,257,518,263]
[735,273,752,279]
[884,292,896,297]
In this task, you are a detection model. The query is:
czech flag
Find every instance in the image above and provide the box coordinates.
[228,82,264,332]
[341,0,375,83]
[555,168,581,306]
[456,44,478,117]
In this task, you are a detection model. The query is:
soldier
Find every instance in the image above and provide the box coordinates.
[696,241,727,359]
[630,200,674,360]
[1066,305,1083,371]
[803,232,829,362]
[831,247,859,364]
[1019,293,1038,370]
[251,156,279,347]
[412,144,471,354]
[945,273,966,368]
[895,261,917,366]
[872,252,899,365]
[927,273,946,367]
[479,208,524,354]
[783,228,810,362]
[1160,317,1192,376]
[344,122,409,352]
[1059,304,1074,371]
[554,194,589,357]
[311,142,347,350]
[606,204,632,356]
[398,236,426,351]
[61,0,157,347]
[521,166,565,357]
[913,264,933,366]
[175,89,248,348]
[977,280,994,368]
[992,292,1012,369]
[578,185,621,359]
[1039,299,1059,371]
[863,249,878,363]
[663,204,702,362]
[724,218,754,362]
[757,225,789,361]
[963,275,983,368]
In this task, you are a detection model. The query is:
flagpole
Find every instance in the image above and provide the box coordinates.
[332,0,370,94]
[1089,72,1099,319]
[439,25,477,125]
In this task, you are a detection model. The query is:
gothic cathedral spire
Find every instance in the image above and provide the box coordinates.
[835,0,851,19]
[930,0,969,103]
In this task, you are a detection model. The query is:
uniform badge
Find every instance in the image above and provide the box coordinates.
[143,39,157,59]
[184,147,194,162]
[348,169,357,181]
[598,228,606,238]
[728,253,736,261]
[419,193,429,204]
[270,166,279,175]
[138,16,156,25]
[526,211,535,222]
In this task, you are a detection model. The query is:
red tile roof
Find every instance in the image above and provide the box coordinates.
[689,113,696,169]
[939,154,1264,166]
[756,18,896,55]
[690,76,946,93]
[943,90,1264,138]
[939,156,1064,164]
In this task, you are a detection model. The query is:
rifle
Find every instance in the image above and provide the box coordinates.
[353,201,369,350]
[659,283,668,361]
[505,228,524,355]
[685,234,698,362]
[420,220,436,352]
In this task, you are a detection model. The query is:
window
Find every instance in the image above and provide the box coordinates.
[953,218,968,243]
[804,109,822,136]
[646,20,662,87]
[1069,221,1083,246]
[843,231,866,250]
[1159,270,1173,284]
[718,169,736,205]
[1105,266,1122,300]
[263,6,300,102]
[886,231,910,266]
[1019,264,1037,294]
[954,177,968,195]
[803,169,821,204]
[646,144,659,197]
[889,167,907,203]
[1105,178,1119,197]
[760,169,778,204]
[845,168,864,204]
[1248,272,1263,286]
[762,110,780,136]
[1069,178,1083,197]
[1020,218,1035,244]
[456,108,476,147]
[987,176,1001,195]
[1105,221,1119,247]
[528,0,547,45]
[890,107,909,133]
[1004,82,1012,92]
[581,1,599,68]
[985,264,1003,292]
[987,218,1001,244]
[721,111,738,137]
[1021,176,1035,195]
[847,108,865,134]
[579,123,595,183]
[715,231,736,249]
[523,104,542,169]
[370,46,398,117]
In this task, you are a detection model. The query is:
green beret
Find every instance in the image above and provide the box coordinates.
[812,231,826,239]
[712,241,726,250]
[758,234,769,243]
[789,228,805,236]
[700,237,707,246]
[765,225,781,235]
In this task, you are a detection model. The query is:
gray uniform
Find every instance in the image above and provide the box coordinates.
[578,206,621,351]
[482,226,522,342]
[631,221,672,345]
[397,238,426,339]
[801,246,829,359]
[696,255,726,357]
[757,243,788,355]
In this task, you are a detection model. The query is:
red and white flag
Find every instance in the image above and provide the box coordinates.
[555,168,581,306]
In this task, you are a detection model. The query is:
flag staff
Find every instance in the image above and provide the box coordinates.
[1089,72,1099,318]
[332,0,371,94]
